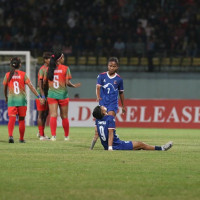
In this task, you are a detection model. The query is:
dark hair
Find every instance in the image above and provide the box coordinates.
[108,57,119,66]
[8,57,21,82]
[43,52,52,59]
[92,106,104,119]
[47,51,63,81]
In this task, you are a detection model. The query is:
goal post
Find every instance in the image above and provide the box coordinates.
[0,51,35,126]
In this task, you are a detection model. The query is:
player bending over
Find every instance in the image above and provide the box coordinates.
[3,57,44,143]
[91,105,173,151]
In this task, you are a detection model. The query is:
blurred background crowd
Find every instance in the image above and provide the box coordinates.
[0,0,200,58]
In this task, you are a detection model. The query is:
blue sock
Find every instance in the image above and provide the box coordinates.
[155,146,162,150]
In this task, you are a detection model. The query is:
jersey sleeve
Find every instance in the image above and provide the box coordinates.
[24,74,31,84]
[3,74,8,85]
[118,78,124,91]
[66,67,72,80]
[96,74,102,86]
[108,116,116,129]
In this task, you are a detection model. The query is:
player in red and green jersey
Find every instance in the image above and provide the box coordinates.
[36,52,51,140]
[45,50,81,141]
[3,57,44,143]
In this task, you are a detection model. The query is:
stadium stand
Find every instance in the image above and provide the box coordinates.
[0,0,200,71]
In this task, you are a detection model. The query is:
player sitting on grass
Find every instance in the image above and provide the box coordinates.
[91,105,173,151]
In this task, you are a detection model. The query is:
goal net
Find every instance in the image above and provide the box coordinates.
[0,51,38,126]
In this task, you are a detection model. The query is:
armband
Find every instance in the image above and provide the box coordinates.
[108,146,113,150]
[37,95,41,98]
[42,95,45,99]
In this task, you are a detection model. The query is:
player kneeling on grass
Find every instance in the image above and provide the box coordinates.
[3,57,44,143]
[90,105,173,151]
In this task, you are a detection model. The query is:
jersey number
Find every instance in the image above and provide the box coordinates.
[107,88,110,94]
[53,75,59,89]
[13,81,20,94]
[99,126,106,141]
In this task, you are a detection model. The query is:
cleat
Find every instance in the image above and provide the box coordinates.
[8,136,14,143]
[44,135,50,139]
[40,136,50,141]
[64,136,70,141]
[19,139,26,143]
[51,136,56,141]
[162,141,173,151]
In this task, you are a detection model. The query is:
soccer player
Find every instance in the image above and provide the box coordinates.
[36,52,51,140]
[91,105,173,151]
[96,57,125,116]
[45,50,81,141]
[3,57,44,143]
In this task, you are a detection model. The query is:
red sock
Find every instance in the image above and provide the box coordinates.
[62,118,69,137]
[50,117,57,136]
[38,126,44,136]
[8,116,16,137]
[19,120,25,140]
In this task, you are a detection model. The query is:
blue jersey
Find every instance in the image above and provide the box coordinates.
[97,72,124,112]
[95,115,121,150]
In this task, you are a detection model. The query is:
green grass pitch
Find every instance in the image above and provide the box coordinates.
[0,125,199,200]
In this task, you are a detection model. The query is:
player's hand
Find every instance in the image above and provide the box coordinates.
[122,106,126,114]
[96,97,102,102]
[74,83,81,88]
[39,98,45,105]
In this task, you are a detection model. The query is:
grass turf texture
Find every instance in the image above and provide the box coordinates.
[0,126,199,200]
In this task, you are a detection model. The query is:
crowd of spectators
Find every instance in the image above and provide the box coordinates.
[0,0,200,58]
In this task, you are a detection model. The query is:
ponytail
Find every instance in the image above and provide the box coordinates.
[47,56,57,81]
[8,57,21,82]
[47,51,63,81]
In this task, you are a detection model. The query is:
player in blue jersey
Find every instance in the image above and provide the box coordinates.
[90,105,173,151]
[96,57,125,116]
[91,57,125,149]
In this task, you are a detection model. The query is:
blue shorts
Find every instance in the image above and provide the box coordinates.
[113,141,133,150]
[107,105,118,114]
[100,103,118,114]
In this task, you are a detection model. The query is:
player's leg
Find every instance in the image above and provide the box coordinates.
[59,98,69,140]
[7,107,17,143]
[47,98,58,140]
[132,141,173,151]
[36,99,49,139]
[107,111,116,116]
[41,109,50,140]
[18,106,27,143]
[37,110,44,137]
[18,116,25,143]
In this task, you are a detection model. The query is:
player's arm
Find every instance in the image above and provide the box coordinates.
[96,84,102,102]
[3,84,8,103]
[90,126,99,150]
[39,79,45,98]
[27,82,45,105]
[119,91,125,114]
[108,128,114,151]
[66,79,81,88]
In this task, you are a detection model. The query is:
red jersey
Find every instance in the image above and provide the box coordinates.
[3,70,30,106]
